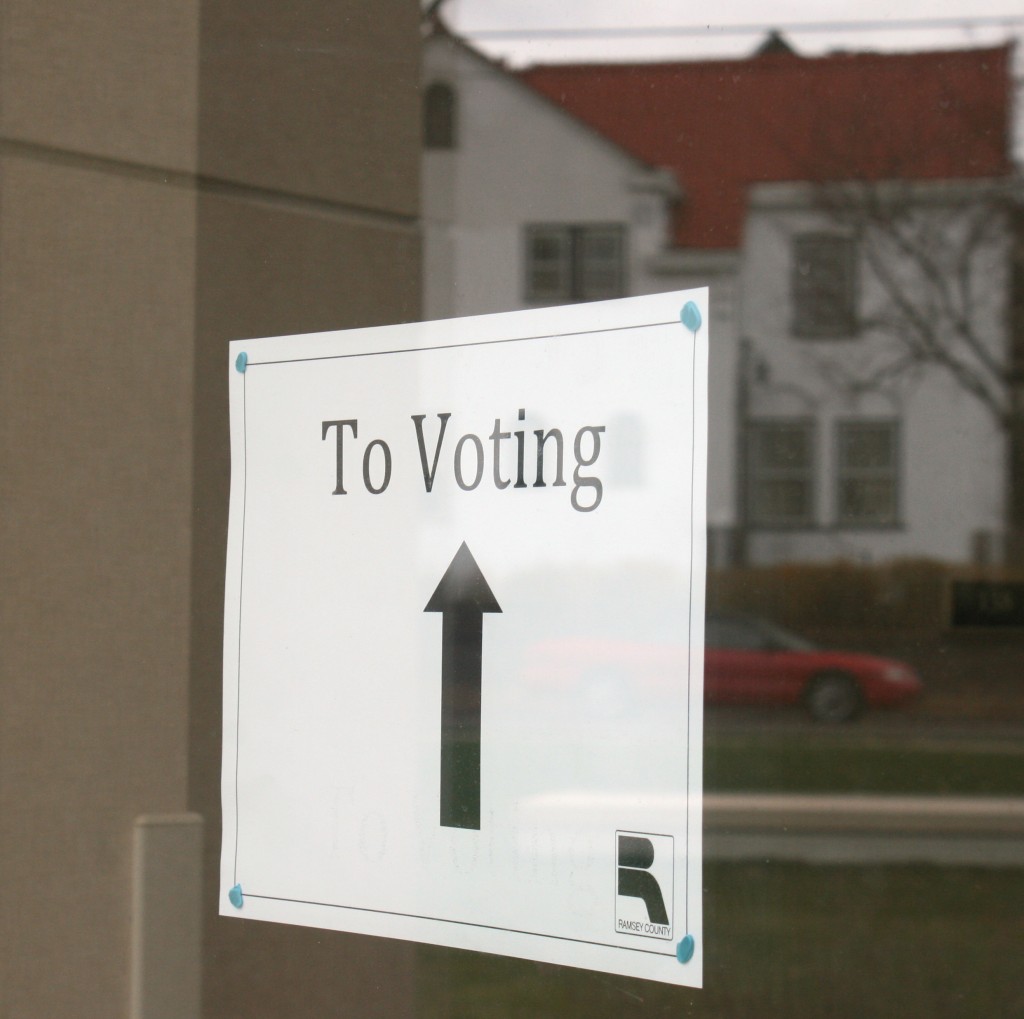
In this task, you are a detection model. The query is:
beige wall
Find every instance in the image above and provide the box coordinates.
[0,3,200,172]
[0,3,421,1016]
[198,0,420,215]
[0,150,198,1019]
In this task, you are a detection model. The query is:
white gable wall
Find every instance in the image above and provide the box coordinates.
[423,35,677,321]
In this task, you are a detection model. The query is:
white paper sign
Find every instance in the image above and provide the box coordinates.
[221,291,708,987]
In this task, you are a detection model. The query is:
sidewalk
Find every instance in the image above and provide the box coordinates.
[704,792,1024,867]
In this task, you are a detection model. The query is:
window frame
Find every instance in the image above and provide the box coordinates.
[745,417,817,529]
[423,80,457,150]
[834,418,902,529]
[790,231,859,339]
[523,223,627,304]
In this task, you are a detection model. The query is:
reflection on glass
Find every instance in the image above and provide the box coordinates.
[419,9,1023,1016]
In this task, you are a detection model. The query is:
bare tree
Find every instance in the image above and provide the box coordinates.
[813,179,1016,414]
[751,48,1024,560]
[801,174,1024,559]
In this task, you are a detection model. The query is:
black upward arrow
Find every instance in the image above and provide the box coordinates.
[425,542,502,830]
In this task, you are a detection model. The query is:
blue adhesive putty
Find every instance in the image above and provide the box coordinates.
[676,935,695,964]
[680,301,702,334]
[229,884,244,909]
[235,351,248,374]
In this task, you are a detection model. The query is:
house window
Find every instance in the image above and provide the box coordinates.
[747,420,815,527]
[791,233,857,337]
[524,225,625,303]
[836,420,900,526]
[424,82,456,149]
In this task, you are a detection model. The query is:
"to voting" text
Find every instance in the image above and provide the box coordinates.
[322,409,606,512]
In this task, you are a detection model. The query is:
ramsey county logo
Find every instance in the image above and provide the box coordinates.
[615,831,674,940]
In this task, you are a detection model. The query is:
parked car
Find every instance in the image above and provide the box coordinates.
[705,613,923,722]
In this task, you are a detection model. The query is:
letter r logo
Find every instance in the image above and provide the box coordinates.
[615,831,673,938]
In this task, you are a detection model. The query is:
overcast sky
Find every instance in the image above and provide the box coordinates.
[440,0,1024,66]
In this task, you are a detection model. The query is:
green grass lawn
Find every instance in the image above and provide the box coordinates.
[704,729,1024,795]
[417,732,1023,1016]
[417,863,1024,1019]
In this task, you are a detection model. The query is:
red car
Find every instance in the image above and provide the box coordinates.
[706,614,923,722]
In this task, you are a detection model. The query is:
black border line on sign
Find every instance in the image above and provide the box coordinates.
[233,369,248,886]
[244,891,676,958]
[230,315,699,958]
[686,320,698,935]
[244,319,679,368]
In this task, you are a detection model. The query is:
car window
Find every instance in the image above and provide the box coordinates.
[706,616,769,650]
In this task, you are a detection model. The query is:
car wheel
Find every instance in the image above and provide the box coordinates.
[804,672,862,723]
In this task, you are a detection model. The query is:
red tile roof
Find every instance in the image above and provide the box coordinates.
[520,45,1013,250]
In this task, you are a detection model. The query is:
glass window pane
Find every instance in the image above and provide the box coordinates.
[839,478,897,522]
[837,421,899,525]
[525,227,570,301]
[757,426,811,469]
[748,421,814,526]
[840,424,895,469]
[792,233,857,337]
[424,82,457,149]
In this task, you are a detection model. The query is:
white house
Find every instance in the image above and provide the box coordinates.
[423,22,1020,567]
[736,178,1013,565]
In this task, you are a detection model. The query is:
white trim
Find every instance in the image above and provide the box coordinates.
[646,248,740,277]
[748,176,1019,210]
